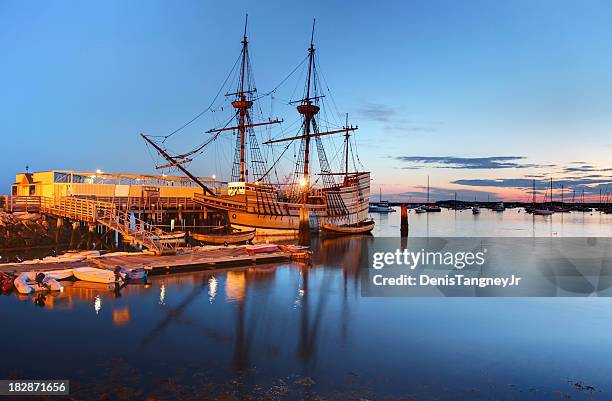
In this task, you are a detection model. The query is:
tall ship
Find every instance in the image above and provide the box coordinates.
[142,18,371,235]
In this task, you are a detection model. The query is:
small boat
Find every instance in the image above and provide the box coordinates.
[245,244,280,254]
[414,206,427,214]
[320,219,375,235]
[73,267,122,284]
[278,245,310,253]
[492,202,505,212]
[191,229,256,245]
[0,272,15,293]
[369,188,395,213]
[424,205,442,212]
[472,206,481,214]
[278,245,312,260]
[369,201,395,213]
[44,269,74,280]
[123,268,147,281]
[533,209,554,216]
[100,267,147,281]
[13,272,62,294]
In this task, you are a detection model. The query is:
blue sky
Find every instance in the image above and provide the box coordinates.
[1,0,612,201]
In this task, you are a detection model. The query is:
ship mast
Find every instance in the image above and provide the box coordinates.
[235,15,252,182]
[206,15,281,183]
[141,16,281,192]
[298,19,319,197]
[262,20,356,197]
[344,113,350,181]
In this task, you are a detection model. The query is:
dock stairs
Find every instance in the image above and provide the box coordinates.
[39,197,176,255]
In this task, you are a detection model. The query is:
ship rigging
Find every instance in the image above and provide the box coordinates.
[141,17,371,234]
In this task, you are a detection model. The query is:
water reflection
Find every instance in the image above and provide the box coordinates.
[94,295,102,314]
[208,276,217,303]
[2,229,612,400]
[159,284,166,305]
[112,306,130,325]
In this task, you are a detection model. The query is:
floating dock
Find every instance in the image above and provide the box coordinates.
[0,246,291,276]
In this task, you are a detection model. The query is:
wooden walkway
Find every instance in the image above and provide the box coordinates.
[39,197,176,255]
[0,246,290,276]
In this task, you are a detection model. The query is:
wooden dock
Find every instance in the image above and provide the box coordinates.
[0,246,291,276]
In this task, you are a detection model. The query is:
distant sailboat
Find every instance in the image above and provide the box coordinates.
[526,179,554,215]
[369,187,395,213]
[472,197,480,214]
[424,176,441,212]
[533,178,555,215]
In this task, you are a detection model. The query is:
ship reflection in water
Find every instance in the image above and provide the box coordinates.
[1,233,612,400]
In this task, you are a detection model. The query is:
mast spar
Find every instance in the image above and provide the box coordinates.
[140,133,215,195]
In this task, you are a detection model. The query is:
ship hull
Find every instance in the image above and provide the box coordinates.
[221,173,371,235]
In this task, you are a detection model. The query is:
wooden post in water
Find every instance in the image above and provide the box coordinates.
[69,221,79,249]
[400,204,409,237]
[55,217,63,244]
[178,204,183,230]
[298,205,311,246]
[87,222,96,249]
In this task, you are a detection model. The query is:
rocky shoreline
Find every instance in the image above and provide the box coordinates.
[0,212,71,249]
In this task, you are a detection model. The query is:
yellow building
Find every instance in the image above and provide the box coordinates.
[11,170,219,200]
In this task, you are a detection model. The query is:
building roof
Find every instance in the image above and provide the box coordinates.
[14,170,220,185]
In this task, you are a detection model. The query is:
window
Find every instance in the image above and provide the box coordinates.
[54,172,71,183]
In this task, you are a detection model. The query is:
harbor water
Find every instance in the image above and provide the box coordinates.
[1,208,612,400]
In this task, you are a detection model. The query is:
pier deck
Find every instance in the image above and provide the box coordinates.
[0,246,290,276]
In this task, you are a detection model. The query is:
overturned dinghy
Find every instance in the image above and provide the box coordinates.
[245,244,279,254]
[14,272,63,294]
[73,267,122,284]
[44,269,74,280]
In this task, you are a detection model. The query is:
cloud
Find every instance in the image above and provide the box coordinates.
[451,177,612,196]
[356,103,397,122]
[356,103,438,134]
[396,156,552,170]
[560,164,612,173]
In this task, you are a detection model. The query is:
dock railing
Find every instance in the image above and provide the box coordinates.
[39,196,177,255]
[1,195,42,212]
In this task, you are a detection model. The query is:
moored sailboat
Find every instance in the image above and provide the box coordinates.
[369,188,395,213]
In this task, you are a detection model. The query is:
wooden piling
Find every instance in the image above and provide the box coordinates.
[298,205,311,246]
[55,217,63,244]
[69,221,79,249]
[400,204,409,237]
[87,222,96,249]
